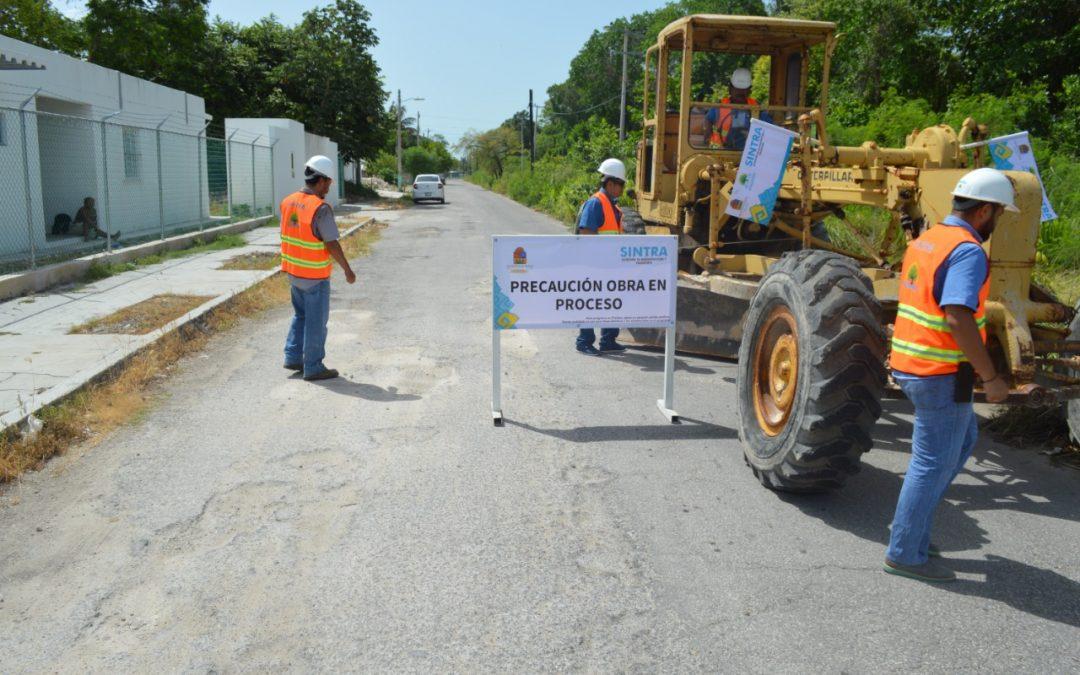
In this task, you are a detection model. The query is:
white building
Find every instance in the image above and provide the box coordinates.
[0,35,212,261]
[225,118,342,212]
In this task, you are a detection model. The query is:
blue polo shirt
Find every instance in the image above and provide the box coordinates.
[934,215,988,312]
[577,188,622,232]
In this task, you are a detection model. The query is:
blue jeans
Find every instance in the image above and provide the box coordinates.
[577,328,619,350]
[887,373,978,565]
[284,280,331,377]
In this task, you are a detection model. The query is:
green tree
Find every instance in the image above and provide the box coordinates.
[84,0,210,95]
[0,0,85,55]
[277,0,389,162]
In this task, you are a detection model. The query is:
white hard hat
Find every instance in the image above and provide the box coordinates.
[952,167,1019,212]
[305,155,334,179]
[597,158,626,182]
[730,67,753,90]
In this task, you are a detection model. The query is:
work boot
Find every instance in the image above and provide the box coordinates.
[883,558,956,583]
[304,368,339,381]
[928,543,942,558]
[599,342,628,353]
[576,345,601,356]
[284,363,303,372]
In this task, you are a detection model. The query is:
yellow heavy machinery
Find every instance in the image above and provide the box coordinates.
[626,14,1079,491]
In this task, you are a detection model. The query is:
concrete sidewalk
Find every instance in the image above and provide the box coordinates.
[0,211,373,432]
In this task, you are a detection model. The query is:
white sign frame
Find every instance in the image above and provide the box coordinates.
[491,234,679,425]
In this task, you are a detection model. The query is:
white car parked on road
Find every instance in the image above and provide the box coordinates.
[412,174,445,204]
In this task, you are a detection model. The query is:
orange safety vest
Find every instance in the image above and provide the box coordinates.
[594,191,622,234]
[280,192,332,279]
[890,224,990,376]
[709,96,758,147]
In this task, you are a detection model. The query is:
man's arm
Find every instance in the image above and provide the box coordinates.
[944,306,1007,402]
[312,204,355,283]
[577,198,601,235]
[324,240,356,284]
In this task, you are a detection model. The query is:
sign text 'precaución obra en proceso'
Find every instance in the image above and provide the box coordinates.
[493,236,677,330]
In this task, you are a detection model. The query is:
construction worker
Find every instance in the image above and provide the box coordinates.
[575,157,627,356]
[281,155,356,381]
[884,168,1014,582]
[704,67,771,151]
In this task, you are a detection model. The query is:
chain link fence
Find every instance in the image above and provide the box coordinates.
[0,105,275,274]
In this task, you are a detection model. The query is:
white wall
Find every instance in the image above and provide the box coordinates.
[0,35,210,258]
[304,132,340,207]
[225,118,305,217]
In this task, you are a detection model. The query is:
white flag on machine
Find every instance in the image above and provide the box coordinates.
[725,119,798,225]
[987,131,1057,222]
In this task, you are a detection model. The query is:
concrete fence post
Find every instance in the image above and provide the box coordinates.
[251,136,260,217]
[156,117,168,240]
[18,107,37,269]
[100,111,121,254]
[226,129,238,220]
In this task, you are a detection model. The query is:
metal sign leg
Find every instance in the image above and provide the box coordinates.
[492,327,504,425]
[656,325,679,423]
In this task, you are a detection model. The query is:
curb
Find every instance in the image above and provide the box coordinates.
[0,215,274,302]
[1,216,374,434]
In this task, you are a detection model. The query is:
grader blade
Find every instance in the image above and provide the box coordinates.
[626,275,751,359]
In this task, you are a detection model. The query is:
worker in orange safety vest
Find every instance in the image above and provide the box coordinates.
[574,158,626,355]
[884,168,1015,583]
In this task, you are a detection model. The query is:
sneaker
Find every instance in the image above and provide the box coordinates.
[576,345,601,356]
[598,342,628,353]
[928,543,941,558]
[304,368,339,381]
[284,363,303,372]
[883,558,956,583]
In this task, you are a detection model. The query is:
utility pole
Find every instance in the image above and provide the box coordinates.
[416,110,421,145]
[395,88,403,189]
[528,89,534,169]
[619,27,629,142]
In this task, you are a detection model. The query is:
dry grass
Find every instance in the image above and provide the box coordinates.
[0,220,388,484]
[220,252,280,270]
[70,295,214,335]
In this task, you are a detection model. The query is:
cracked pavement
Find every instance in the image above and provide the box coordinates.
[1,182,1078,672]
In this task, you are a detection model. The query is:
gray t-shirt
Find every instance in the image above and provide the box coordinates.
[288,187,338,289]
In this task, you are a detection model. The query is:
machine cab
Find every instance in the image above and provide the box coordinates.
[636,14,837,226]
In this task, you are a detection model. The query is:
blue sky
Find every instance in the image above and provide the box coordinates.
[59,0,671,146]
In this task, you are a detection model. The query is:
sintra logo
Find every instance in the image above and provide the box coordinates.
[750,204,769,223]
[288,212,299,227]
[513,247,527,265]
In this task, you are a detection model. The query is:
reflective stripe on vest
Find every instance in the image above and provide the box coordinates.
[594,191,622,234]
[709,96,758,147]
[280,192,331,279]
[890,223,990,376]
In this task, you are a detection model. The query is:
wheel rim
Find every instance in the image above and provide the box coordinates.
[752,306,799,437]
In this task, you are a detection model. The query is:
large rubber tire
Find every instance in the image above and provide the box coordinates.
[1068,303,1080,444]
[736,250,887,492]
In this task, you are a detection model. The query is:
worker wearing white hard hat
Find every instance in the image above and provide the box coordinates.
[573,158,628,354]
[884,167,1017,582]
[705,67,771,150]
[279,155,356,381]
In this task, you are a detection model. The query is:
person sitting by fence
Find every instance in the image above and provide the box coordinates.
[73,197,120,242]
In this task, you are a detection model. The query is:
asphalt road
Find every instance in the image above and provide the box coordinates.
[2,182,1078,672]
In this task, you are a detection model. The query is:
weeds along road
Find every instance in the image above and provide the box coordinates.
[2,181,1079,671]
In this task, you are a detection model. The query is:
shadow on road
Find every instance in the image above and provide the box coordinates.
[604,349,721,375]
[943,555,1080,628]
[778,399,1080,628]
[308,377,421,402]
[505,416,736,443]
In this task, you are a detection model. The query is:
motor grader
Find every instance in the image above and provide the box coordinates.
[625,14,1079,492]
